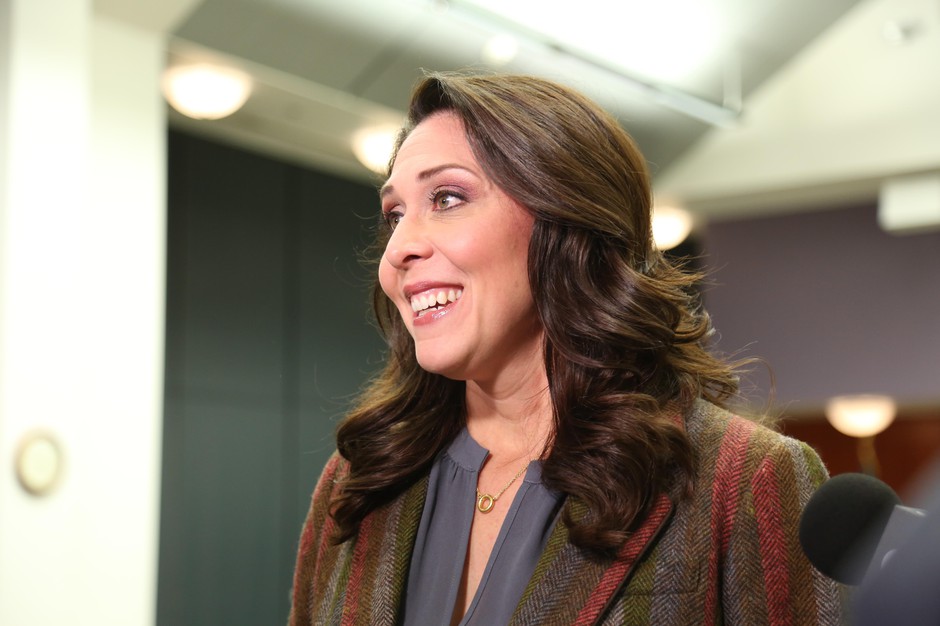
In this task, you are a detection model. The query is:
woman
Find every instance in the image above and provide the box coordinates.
[288,73,845,625]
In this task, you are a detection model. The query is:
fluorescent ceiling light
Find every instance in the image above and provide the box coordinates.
[162,64,252,120]
[878,172,940,234]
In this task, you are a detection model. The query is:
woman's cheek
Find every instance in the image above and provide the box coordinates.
[377,258,410,324]
[377,257,396,299]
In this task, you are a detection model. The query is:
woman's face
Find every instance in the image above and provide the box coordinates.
[378,111,542,384]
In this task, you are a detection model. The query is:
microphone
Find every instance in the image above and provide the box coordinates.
[798,472,926,585]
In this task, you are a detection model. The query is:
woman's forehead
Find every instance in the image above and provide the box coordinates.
[383,113,478,189]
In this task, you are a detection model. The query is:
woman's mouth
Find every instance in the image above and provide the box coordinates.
[410,288,463,318]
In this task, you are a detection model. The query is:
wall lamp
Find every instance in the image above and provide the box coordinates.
[825,394,897,476]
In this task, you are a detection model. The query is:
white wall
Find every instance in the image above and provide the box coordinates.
[0,1,193,623]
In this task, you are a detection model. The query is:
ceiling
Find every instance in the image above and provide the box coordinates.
[161,0,940,220]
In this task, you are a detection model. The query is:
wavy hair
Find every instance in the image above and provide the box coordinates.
[332,72,741,555]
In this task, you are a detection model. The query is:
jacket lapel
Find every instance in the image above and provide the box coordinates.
[337,475,429,626]
[511,493,674,626]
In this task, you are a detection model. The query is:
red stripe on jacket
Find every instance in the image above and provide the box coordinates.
[574,493,673,625]
[341,513,374,626]
[705,416,758,623]
[755,454,793,625]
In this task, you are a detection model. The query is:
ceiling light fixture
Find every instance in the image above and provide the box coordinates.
[482,33,519,66]
[352,125,400,174]
[162,63,252,120]
[878,171,940,235]
[652,205,694,250]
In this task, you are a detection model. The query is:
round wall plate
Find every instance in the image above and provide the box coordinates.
[15,431,63,496]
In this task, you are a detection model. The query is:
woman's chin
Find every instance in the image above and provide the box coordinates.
[414,353,468,381]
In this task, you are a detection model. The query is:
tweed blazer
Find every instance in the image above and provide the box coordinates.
[289,402,846,625]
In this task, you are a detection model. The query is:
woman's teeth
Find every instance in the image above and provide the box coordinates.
[410,288,462,314]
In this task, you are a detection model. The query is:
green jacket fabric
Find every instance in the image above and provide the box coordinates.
[289,402,846,625]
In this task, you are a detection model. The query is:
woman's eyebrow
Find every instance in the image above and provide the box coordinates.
[379,163,475,199]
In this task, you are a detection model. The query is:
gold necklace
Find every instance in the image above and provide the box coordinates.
[475,462,529,513]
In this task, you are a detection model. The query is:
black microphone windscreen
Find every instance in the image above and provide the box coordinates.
[798,472,901,585]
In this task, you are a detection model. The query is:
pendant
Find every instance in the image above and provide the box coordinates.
[476,493,495,513]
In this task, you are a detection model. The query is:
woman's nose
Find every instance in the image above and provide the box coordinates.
[383,215,433,269]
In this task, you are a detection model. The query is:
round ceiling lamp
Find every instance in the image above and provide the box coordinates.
[162,63,252,120]
[652,204,694,251]
[352,125,400,174]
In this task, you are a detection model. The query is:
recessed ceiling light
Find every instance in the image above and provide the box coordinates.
[482,33,519,66]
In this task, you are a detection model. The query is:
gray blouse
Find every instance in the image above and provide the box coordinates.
[401,428,564,625]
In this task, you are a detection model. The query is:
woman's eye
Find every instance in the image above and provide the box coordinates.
[433,191,462,210]
[382,210,403,231]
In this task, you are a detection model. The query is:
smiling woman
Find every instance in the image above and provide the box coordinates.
[378,112,540,384]
[287,73,847,626]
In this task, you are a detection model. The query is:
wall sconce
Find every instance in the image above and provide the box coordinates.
[825,394,897,476]
[162,63,252,120]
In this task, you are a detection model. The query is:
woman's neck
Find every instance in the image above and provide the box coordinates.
[463,364,553,463]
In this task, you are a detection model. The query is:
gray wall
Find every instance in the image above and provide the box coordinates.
[702,202,940,412]
[159,131,385,625]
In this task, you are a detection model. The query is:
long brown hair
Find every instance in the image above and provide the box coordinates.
[332,72,740,555]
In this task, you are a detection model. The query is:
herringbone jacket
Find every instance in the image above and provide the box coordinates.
[289,401,846,625]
